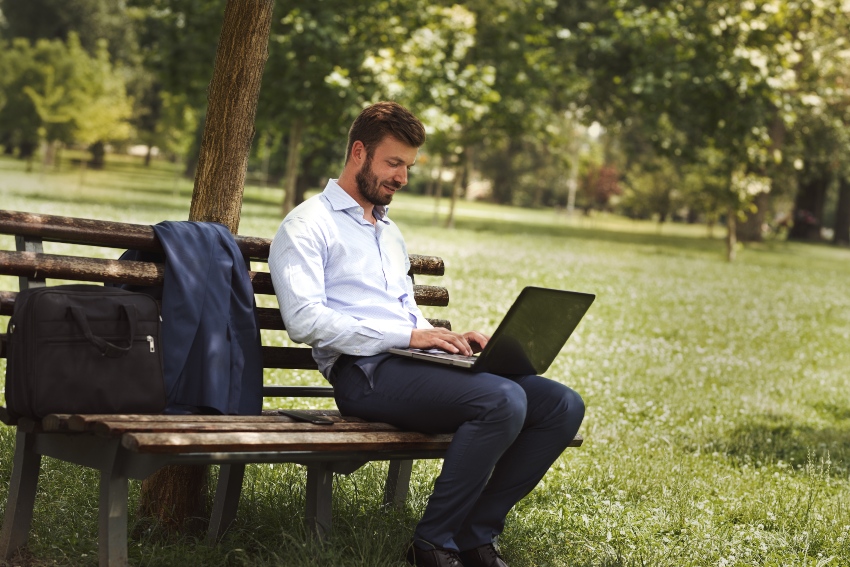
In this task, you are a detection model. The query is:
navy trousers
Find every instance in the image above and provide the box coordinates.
[331,353,585,552]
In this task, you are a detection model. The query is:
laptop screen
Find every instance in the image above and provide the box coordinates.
[475,287,595,375]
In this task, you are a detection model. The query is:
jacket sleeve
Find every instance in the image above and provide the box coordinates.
[268,216,413,356]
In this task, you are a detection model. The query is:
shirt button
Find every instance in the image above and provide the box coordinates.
[354,348,361,354]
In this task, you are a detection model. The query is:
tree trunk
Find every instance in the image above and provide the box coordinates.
[433,164,444,226]
[834,174,850,246]
[426,156,441,198]
[445,164,463,229]
[89,141,105,169]
[140,0,274,534]
[788,168,830,241]
[189,0,273,233]
[144,144,154,167]
[137,466,210,534]
[491,139,520,204]
[445,149,469,229]
[260,131,274,187]
[726,207,737,262]
[736,191,768,242]
[41,140,56,169]
[281,118,304,217]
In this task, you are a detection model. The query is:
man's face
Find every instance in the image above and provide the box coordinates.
[354,136,418,207]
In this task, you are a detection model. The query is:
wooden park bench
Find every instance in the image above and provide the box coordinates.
[0,208,582,566]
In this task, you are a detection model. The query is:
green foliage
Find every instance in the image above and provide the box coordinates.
[2,0,849,235]
[0,33,133,150]
[0,0,138,63]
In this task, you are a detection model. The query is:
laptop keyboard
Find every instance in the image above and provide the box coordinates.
[418,351,478,363]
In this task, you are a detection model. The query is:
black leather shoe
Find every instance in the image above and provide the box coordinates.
[406,543,464,566]
[459,543,509,567]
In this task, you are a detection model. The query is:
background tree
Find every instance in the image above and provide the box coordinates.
[363,3,498,225]
[128,0,226,173]
[0,34,132,168]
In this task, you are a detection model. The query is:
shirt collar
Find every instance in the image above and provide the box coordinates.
[323,179,391,224]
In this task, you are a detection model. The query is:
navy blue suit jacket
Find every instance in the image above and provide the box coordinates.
[116,222,263,415]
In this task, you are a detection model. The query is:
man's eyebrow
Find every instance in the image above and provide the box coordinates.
[388,155,416,167]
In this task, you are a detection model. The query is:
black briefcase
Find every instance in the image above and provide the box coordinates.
[4,285,166,420]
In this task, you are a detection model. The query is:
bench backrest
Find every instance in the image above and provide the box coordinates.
[0,209,451,397]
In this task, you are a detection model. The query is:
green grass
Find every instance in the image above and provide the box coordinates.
[2,153,850,566]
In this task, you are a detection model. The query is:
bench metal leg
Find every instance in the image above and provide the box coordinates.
[0,430,42,560]
[98,466,129,567]
[383,459,413,509]
[305,464,333,539]
[206,464,245,546]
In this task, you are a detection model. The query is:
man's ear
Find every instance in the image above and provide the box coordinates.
[350,140,366,165]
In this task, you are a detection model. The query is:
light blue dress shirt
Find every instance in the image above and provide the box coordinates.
[268,179,433,379]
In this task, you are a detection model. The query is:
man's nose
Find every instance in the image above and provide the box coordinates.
[396,168,408,186]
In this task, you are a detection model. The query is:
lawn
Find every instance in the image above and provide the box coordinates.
[1,153,849,566]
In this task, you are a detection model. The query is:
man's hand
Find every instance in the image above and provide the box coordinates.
[463,331,489,354]
[409,328,490,356]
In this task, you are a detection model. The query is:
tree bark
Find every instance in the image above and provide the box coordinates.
[788,168,830,241]
[726,207,737,262]
[445,164,463,229]
[736,191,768,243]
[433,161,444,226]
[834,174,850,246]
[445,149,469,229]
[189,0,274,233]
[89,141,105,169]
[281,118,304,217]
[140,0,274,534]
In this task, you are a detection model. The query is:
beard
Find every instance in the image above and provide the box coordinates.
[355,153,400,207]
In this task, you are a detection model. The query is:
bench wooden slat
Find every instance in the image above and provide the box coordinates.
[256,306,451,331]
[91,421,404,437]
[4,297,450,331]
[262,346,318,369]
[43,412,349,432]
[0,251,449,305]
[0,290,13,315]
[0,210,445,275]
[122,430,455,453]
[262,386,335,397]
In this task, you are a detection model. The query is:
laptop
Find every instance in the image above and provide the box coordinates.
[388,286,595,375]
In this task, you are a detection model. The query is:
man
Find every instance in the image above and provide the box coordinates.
[269,102,584,567]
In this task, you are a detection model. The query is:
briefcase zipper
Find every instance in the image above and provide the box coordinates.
[43,335,158,352]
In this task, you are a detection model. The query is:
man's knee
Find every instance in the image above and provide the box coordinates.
[481,380,527,436]
[554,386,585,433]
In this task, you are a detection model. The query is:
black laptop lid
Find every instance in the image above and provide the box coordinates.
[473,287,595,375]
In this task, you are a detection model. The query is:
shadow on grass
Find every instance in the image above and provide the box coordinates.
[719,411,850,476]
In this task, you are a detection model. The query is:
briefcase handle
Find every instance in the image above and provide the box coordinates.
[69,304,137,358]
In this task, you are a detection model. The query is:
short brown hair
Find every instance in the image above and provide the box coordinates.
[345,101,426,163]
